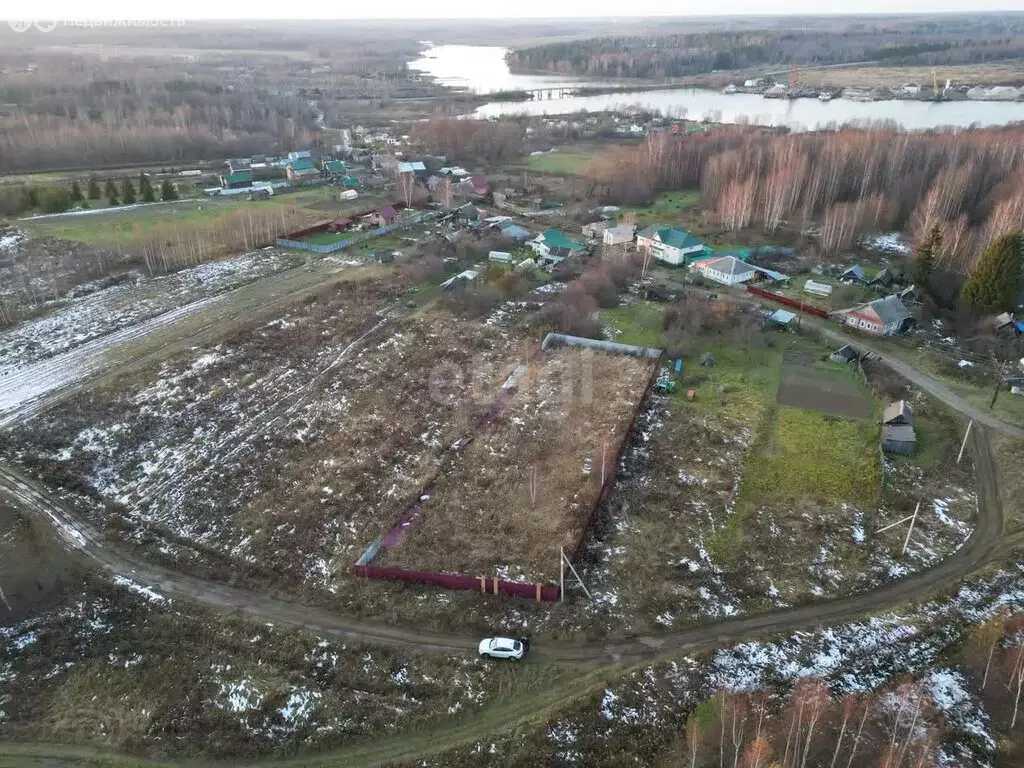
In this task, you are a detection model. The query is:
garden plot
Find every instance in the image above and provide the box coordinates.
[776,349,871,418]
[0,248,302,376]
[2,293,525,594]
[565,337,977,633]
[378,347,656,584]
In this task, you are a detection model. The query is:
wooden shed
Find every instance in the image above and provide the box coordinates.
[882,424,916,455]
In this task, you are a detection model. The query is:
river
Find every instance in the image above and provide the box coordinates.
[408,45,1024,131]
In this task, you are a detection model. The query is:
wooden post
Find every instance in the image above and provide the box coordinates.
[559,547,565,603]
[957,420,973,465]
[902,501,921,556]
[990,358,1005,409]
[479,576,486,593]
[493,576,499,595]
[535,583,542,602]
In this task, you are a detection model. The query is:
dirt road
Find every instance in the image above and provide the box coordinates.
[0,269,1019,766]
[812,322,1024,440]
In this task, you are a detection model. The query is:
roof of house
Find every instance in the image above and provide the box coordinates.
[288,150,312,159]
[769,309,797,325]
[870,266,893,285]
[883,400,913,425]
[222,169,253,185]
[870,295,913,324]
[539,229,584,251]
[500,224,531,240]
[656,228,704,250]
[341,176,360,187]
[883,424,917,443]
[324,160,345,172]
[701,255,754,277]
[377,205,398,219]
[489,251,511,260]
[832,344,857,361]
[471,173,487,190]
[604,225,636,237]
[750,265,790,282]
[288,157,315,171]
[841,265,867,281]
[396,161,426,173]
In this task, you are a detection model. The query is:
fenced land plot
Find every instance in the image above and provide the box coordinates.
[376,347,658,584]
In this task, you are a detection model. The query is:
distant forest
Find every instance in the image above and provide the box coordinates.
[507,18,1024,79]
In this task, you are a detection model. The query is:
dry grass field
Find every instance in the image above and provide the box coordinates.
[379,348,656,583]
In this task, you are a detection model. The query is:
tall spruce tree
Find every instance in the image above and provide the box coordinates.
[912,224,941,292]
[104,179,119,206]
[87,175,102,200]
[160,179,179,201]
[70,180,84,203]
[139,172,155,203]
[961,232,1024,314]
[120,178,137,205]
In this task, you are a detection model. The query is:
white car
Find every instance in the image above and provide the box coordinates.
[478,636,529,660]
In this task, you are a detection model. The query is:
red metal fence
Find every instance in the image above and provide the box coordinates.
[746,284,829,319]
[353,565,560,602]
[353,351,663,602]
[569,359,661,564]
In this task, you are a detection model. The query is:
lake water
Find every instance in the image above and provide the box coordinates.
[408,45,1024,131]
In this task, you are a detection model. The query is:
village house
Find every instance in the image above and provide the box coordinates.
[323,159,346,178]
[286,156,319,182]
[582,221,610,239]
[692,255,756,286]
[833,295,915,336]
[528,229,586,264]
[220,168,254,189]
[603,225,636,246]
[840,265,869,284]
[636,225,705,266]
[362,204,398,227]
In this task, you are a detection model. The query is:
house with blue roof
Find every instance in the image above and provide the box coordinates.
[636,225,705,266]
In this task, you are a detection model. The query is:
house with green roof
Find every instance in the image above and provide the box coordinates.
[636,225,705,266]
[220,168,254,189]
[323,159,346,177]
[527,229,586,269]
[286,156,319,182]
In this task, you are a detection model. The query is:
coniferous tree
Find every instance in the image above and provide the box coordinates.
[70,180,84,203]
[87,174,102,200]
[120,178,137,205]
[912,224,941,292]
[105,179,119,206]
[961,232,1024,313]
[160,179,179,201]
[139,172,155,202]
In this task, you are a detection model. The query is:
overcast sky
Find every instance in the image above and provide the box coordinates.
[9,0,1024,20]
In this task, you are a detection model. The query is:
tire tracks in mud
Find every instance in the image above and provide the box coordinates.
[0,393,1007,665]
[0,272,1018,766]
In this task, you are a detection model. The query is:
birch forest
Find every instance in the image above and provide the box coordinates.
[584,124,1024,275]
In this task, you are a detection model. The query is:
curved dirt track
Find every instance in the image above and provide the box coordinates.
[0,273,1019,765]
